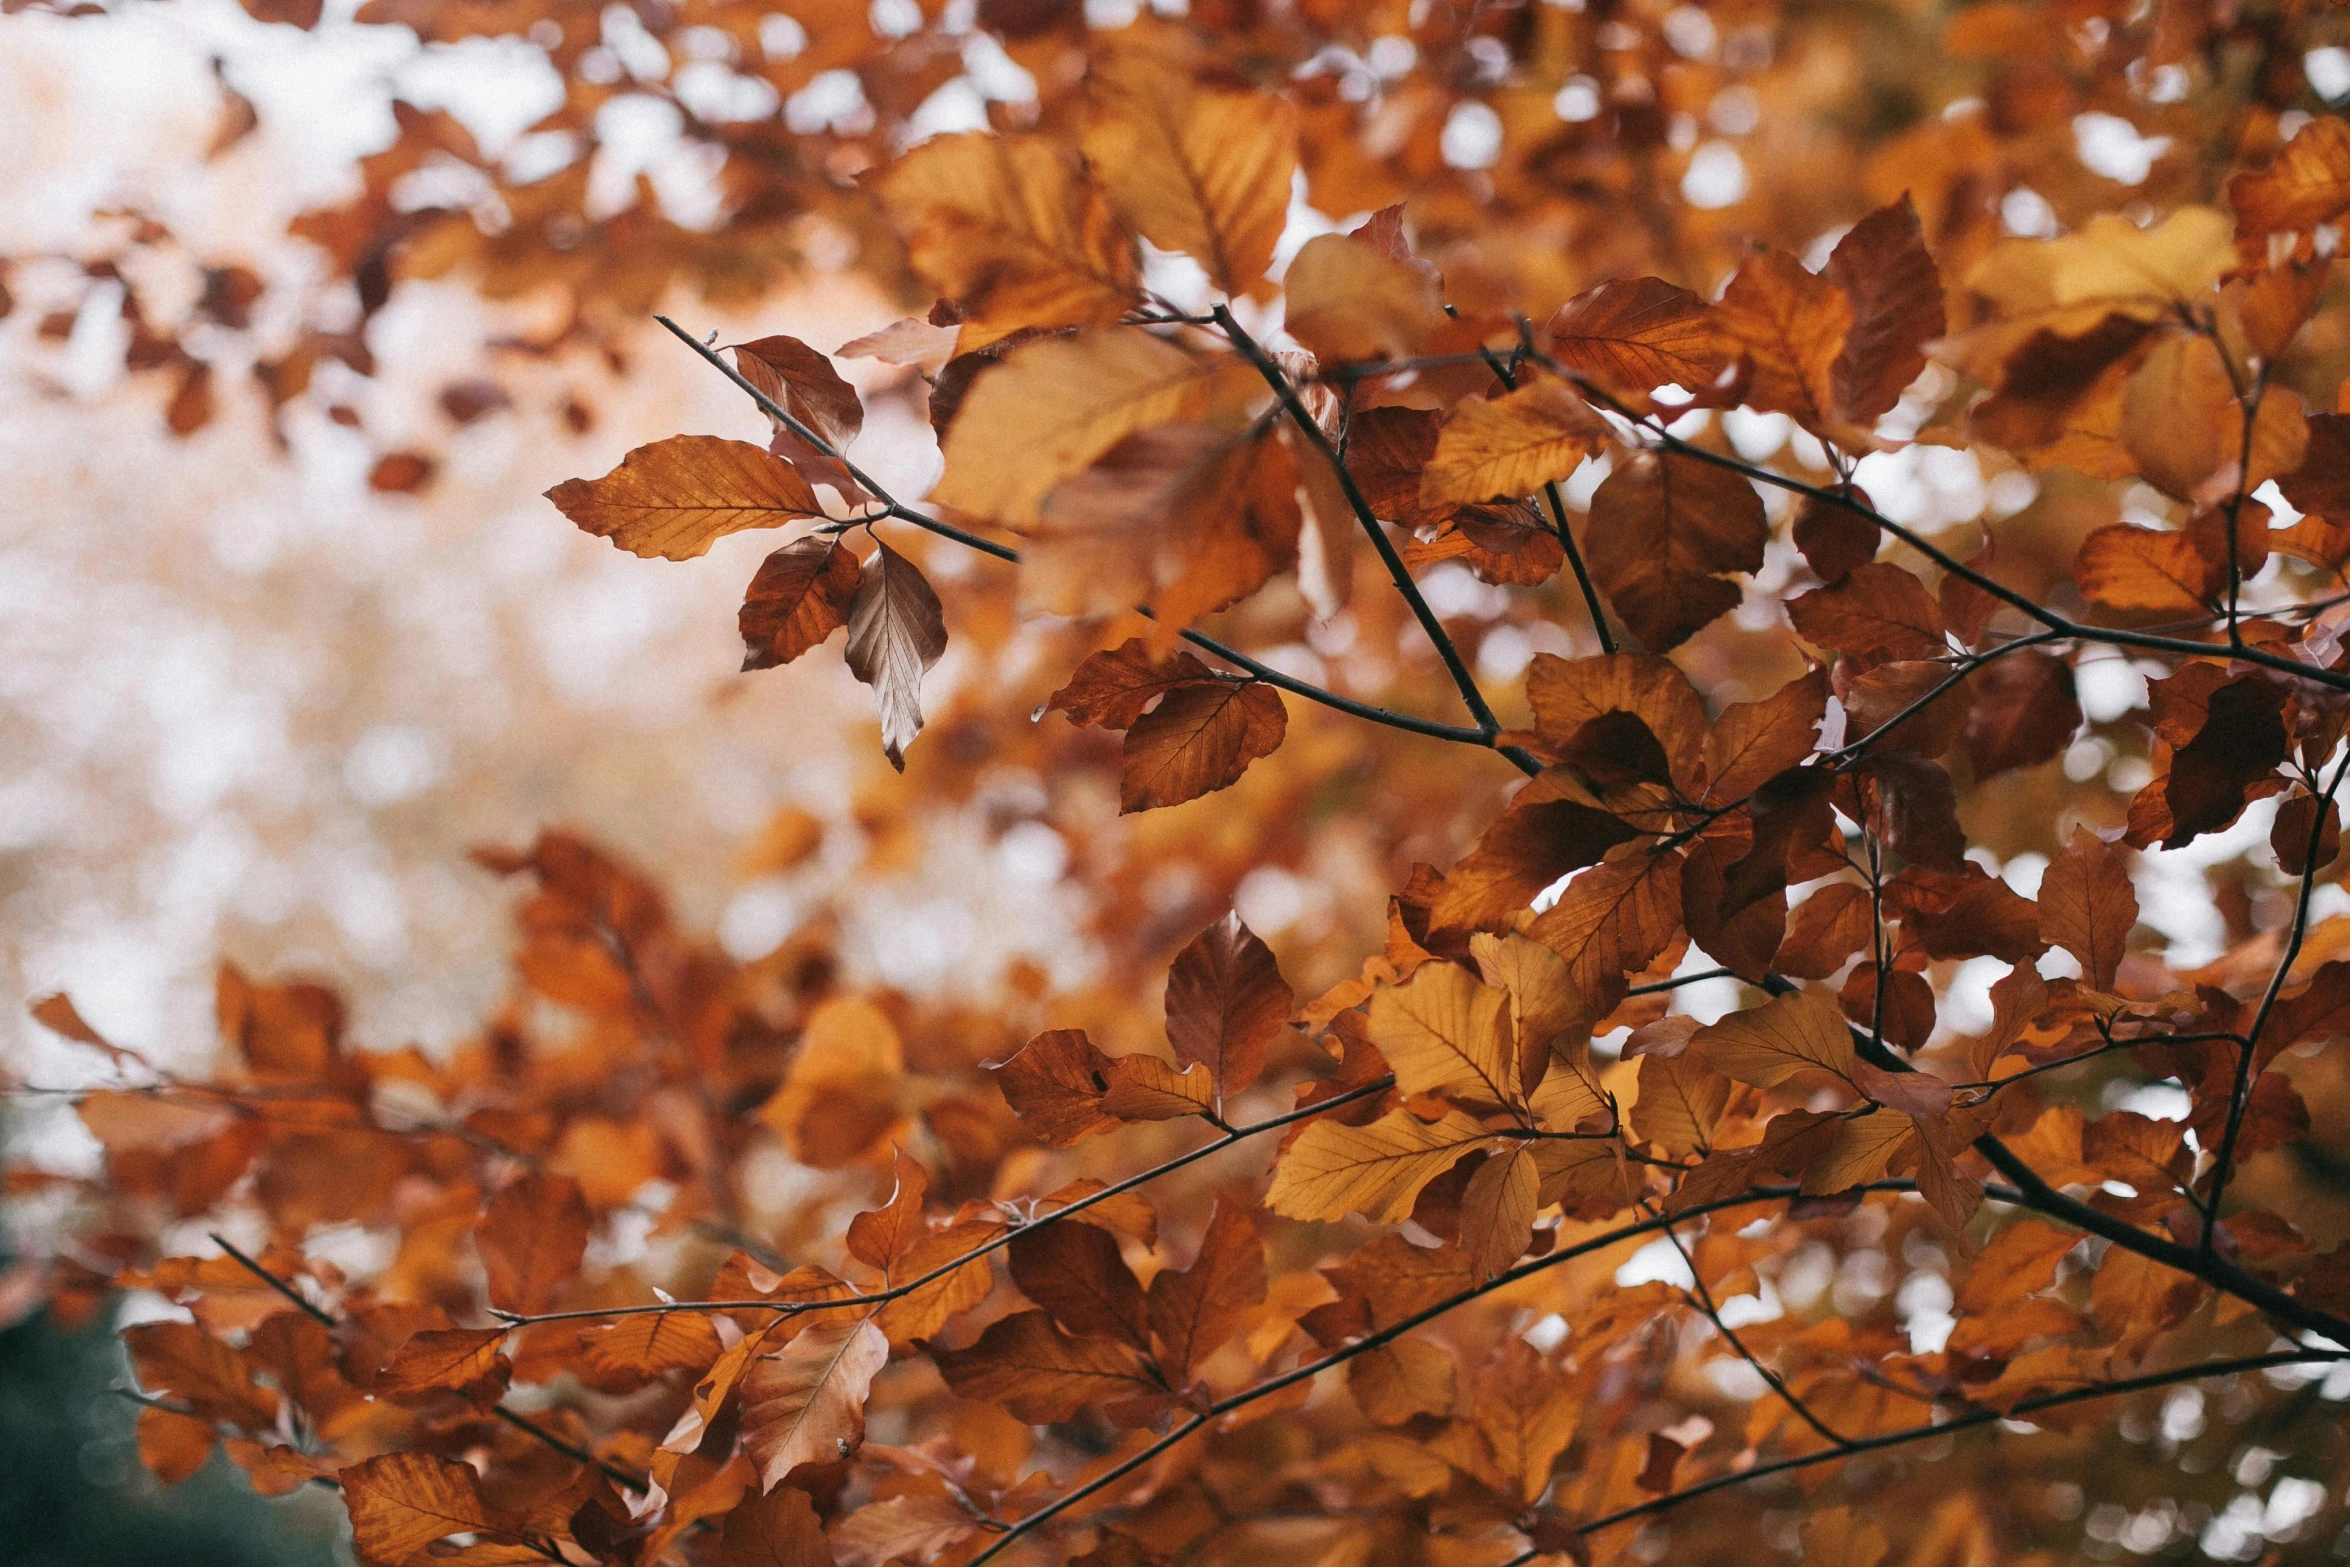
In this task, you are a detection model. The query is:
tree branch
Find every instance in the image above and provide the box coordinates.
[208,1232,650,1493]
[488,1075,1399,1326]
[1520,1346,2350,1550]
[959,1180,1922,1567]
[656,316,1537,774]
[1211,306,1523,754]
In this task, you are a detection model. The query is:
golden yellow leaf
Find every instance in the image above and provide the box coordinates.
[1081,59,1296,296]
[875,132,1139,351]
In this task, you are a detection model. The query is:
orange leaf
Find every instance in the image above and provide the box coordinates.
[739,1316,891,1490]
[875,132,1138,351]
[340,1451,517,1567]
[1544,276,1730,396]
[546,435,824,561]
[1080,58,1296,297]
[739,538,864,671]
[476,1173,589,1315]
[1119,679,1286,812]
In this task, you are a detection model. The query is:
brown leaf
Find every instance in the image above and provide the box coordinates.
[1458,1145,1539,1277]
[1583,451,1767,651]
[1265,1109,1495,1223]
[1080,59,1296,296]
[123,1320,278,1429]
[2230,116,2350,237]
[1544,276,1730,395]
[1119,679,1286,812]
[340,1451,516,1567]
[1633,1051,1733,1158]
[933,329,1257,527]
[843,543,948,772]
[845,1150,931,1273]
[136,1404,216,1486]
[2038,830,2137,990]
[739,538,864,671]
[1787,562,1946,661]
[1283,231,1445,364]
[1009,1221,1150,1348]
[1164,912,1291,1103]
[930,1309,1162,1424]
[717,1485,839,1567]
[547,436,824,561]
[1963,651,2082,777]
[581,1311,724,1386]
[733,334,867,499]
[1691,987,1859,1091]
[476,1173,590,1316]
[993,1029,1117,1146]
[1704,668,1828,802]
[1824,196,1945,424]
[740,1316,891,1490]
[1715,249,1853,433]
[875,132,1138,350]
[1420,372,1610,507]
[1792,491,1881,581]
[2121,333,2236,502]
[1368,962,1521,1108]
[377,1327,512,1407]
[1047,641,1217,729]
[2133,671,2289,850]
[1146,1198,1265,1382]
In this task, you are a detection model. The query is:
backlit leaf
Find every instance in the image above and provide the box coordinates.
[547,436,824,561]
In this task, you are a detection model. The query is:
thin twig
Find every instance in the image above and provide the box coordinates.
[1211,305,1523,755]
[207,1232,650,1493]
[489,1075,1397,1326]
[958,1179,1924,1567]
[656,316,1533,771]
[2205,741,2350,1254]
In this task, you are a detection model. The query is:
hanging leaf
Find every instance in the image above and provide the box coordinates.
[843,543,949,772]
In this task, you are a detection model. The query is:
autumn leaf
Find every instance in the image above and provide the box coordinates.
[476,1172,589,1316]
[1583,450,1767,651]
[875,132,1139,350]
[733,334,867,500]
[1080,58,1296,297]
[1787,562,1946,661]
[1008,1220,1149,1348]
[1544,276,1730,396]
[992,1029,1119,1147]
[717,1485,838,1567]
[1046,641,1217,729]
[377,1326,511,1406]
[843,543,947,771]
[2038,830,2137,990]
[739,537,864,671]
[1716,249,1853,434]
[930,1309,1163,1424]
[933,329,1259,527]
[739,1316,891,1490]
[1420,372,1610,507]
[1282,231,1445,364]
[1164,912,1291,1105]
[1368,962,1521,1109]
[340,1451,517,1567]
[547,435,824,561]
[1120,679,1286,812]
[2230,117,2350,237]
[1147,1198,1266,1382]
[1823,195,1944,424]
[1264,1109,1493,1223]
